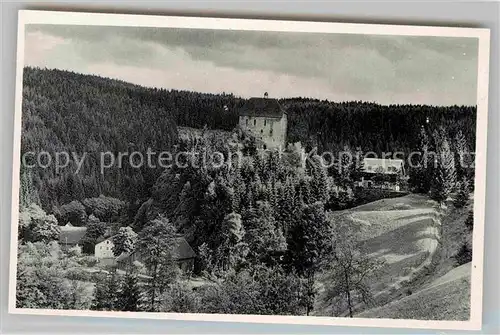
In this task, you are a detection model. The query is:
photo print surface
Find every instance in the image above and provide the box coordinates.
[9,10,490,331]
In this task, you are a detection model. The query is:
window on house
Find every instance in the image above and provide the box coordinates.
[246,118,248,126]
[367,166,372,171]
[261,129,263,134]
[253,119,256,126]
[264,119,267,126]
[270,128,273,136]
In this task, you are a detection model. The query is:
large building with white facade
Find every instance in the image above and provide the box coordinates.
[94,237,115,259]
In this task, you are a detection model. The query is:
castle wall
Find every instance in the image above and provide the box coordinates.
[239,115,287,149]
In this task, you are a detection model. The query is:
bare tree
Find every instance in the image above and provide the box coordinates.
[322,214,385,317]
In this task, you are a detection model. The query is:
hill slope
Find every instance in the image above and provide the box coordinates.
[358,262,471,320]
[331,194,473,321]
[21,67,178,210]
[315,194,442,316]
[352,195,441,302]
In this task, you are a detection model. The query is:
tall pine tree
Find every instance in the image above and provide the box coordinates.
[430,136,456,202]
[453,130,472,181]
[118,270,142,312]
[243,201,286,265]
[19,165,40,209]
[308,155,330,204]
[219,212,248,271]
[92,271,121,311]
[409,126,432,193]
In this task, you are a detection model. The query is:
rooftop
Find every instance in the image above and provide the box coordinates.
[238,97,285,118]
[172,236,197,260]
[59,226,87,245]
[363,158,404,166]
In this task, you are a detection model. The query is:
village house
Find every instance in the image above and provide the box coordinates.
[58,223,87,251]
[238,93,287,150]
[92,236,118,266]
[116,236,196,273]
[357,158,406,191]
[94,237,115,259]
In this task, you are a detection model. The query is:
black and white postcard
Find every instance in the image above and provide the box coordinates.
[9,10,490,331]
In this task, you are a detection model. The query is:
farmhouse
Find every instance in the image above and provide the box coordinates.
[357,158,406,191]
[92,236,121,267]
[94,237,115,258]
[238,94,287,150]
[116,236,196,273]
[59,223,87,251]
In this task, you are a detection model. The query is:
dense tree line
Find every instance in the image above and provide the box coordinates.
[282,99,476,157]
[21,67,178,213]
[408,125,474,203]
[21,68,476,211]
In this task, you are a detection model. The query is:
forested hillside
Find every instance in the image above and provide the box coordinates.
[21,67,178,211]
[21,67,476,214]
[282,99,476,156]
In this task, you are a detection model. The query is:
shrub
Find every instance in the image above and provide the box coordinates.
[162,282,200,313]
[77,255,99,267]
[454,244,472,265]
[68,245,82,257]
[18,203,59,243]
[65,268,92,282]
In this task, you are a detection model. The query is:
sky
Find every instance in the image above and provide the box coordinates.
[24,24,479,106]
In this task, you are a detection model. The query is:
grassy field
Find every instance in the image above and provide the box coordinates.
[350,194,438,212]
[358,262,471,320]
[360,216,439,292]
[352,195,441,296]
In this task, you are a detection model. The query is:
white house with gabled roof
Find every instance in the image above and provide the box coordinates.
[94,237,115,259]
